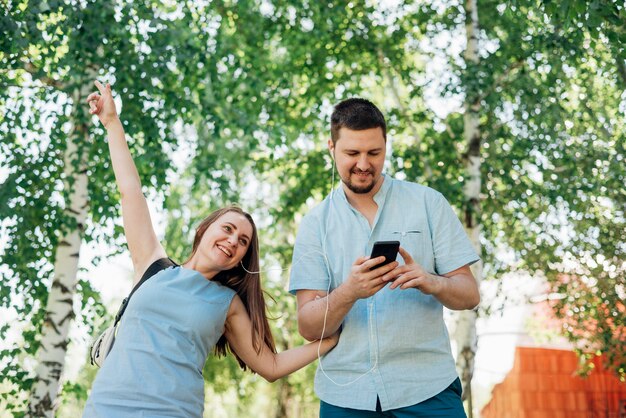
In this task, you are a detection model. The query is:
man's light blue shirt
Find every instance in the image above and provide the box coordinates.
[289,174,479,411]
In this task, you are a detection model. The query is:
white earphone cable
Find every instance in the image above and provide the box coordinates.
[240,156,379,386]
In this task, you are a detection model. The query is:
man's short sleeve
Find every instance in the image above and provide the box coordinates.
[430,192,480,275]
[288,213,331,294]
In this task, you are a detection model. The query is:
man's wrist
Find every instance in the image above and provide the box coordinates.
[332,282,359,306]
[429,273,446,297]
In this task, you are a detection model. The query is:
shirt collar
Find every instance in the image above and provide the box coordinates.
[373,173,392,206]
[335,173,392,207]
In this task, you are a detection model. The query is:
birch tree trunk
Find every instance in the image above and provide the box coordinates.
[27,86,91,417]
[454,1,482,417]
[274,376,294,418]
[273,325,295,418]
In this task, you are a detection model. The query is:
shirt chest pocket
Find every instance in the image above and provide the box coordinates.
[394,227,435,272]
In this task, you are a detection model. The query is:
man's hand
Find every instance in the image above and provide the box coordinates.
[295,253,400,341]
[385,247,480,310]
[344,255,399,300]
[386,247,443,295]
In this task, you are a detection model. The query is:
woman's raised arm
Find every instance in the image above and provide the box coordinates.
[87,81,166,283]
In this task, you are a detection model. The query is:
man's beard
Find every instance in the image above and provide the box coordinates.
[343,169,377,194]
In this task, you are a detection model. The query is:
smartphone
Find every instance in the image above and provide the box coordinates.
[369,241,400,270]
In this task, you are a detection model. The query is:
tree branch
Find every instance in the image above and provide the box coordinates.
[23,62,64,89]
[615,53,626,90]
[377,49,434,179]
[581,77,616,142]
[478,59,525,103]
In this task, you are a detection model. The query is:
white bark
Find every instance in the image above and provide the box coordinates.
[27,87,90,417]
[454,1,482,417]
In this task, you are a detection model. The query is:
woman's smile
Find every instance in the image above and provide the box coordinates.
[216,243,234,258]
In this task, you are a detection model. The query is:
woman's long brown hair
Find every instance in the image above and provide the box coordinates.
[185,205,276,370]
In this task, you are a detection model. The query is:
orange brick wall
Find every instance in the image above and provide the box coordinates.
[481,347,626,418]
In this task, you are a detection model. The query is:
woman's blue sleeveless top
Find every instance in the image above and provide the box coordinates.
[83,266,235,417]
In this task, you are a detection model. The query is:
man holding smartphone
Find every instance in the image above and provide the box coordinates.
[289,98,480,417]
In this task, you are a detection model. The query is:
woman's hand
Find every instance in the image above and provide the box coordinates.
[317,330,340,355]
[86,80,119,129]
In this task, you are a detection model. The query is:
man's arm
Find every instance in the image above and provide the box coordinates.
[436,264,480,310]
[296,256,398,341]
[386,247,480,310]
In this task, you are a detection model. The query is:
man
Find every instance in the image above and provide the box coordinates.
[289,98,480,417]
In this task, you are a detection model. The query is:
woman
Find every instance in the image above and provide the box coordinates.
[83,81,338,417]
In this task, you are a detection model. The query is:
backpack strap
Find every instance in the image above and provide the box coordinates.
[113,257,178,326]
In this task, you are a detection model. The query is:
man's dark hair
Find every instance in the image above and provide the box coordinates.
[330,98,387,144]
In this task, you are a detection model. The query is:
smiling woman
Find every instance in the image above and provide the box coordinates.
[82,81,339,417]
[186,210,254,273]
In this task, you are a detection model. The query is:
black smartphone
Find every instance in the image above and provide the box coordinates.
[369,241,400,270]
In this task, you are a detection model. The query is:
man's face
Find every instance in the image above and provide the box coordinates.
[329,127,386,195]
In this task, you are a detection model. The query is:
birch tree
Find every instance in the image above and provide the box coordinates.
[3,1,624,416]
[433,0,625,384]
[259,0,625,410]
[454,0,482,414]
[27,83,92,416]
[1,2,199,414]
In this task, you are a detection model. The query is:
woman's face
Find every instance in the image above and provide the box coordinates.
[198,211,253,271]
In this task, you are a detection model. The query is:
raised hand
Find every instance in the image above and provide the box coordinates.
[86,80,119,128]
